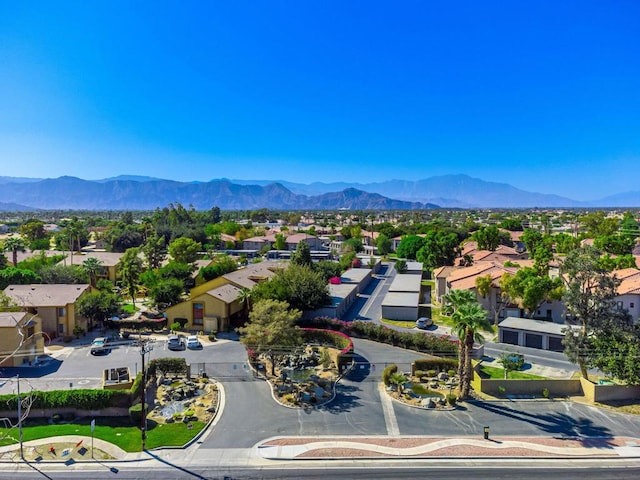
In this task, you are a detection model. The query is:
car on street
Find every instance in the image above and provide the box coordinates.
[167,334,186,351]
[416,317,433,329]
[90,337,109,355]
[186,335,203,350]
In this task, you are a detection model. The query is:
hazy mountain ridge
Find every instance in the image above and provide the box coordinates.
[0,177,429,210]
[0,174,637,209]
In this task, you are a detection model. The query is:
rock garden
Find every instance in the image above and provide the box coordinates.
[382,358,460,409]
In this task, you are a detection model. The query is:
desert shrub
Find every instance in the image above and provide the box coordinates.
[414,370,425,380]
[413,358,458,373]
[382,364,398,386]
[147,357,188,377]
[128,402,148,423]
[446,393,457,406]
[170,321,181,332]
[426,369,437,378]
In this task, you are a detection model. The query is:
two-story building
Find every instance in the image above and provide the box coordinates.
[0,311,45,367]
[3,284,92,338]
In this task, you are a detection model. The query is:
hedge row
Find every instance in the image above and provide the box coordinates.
[413,358,458,373]
[147,357,188,377]
[299,317,458,357]
[301,328,354,354]
[0,388,130,411]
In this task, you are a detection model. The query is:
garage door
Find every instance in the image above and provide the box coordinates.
[548,336,564,352]
[501,329,519,345]
[525,333,543,349]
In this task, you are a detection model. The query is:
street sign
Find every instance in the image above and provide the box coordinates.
[91,419,95,433]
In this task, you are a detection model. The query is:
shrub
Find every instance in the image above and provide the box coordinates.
[542,387,550,399]
[147,357,188,377]
[382,364,398,386]
[446,393,457,406]
[414,370,425,380]
[170,321,181,332]
[413,358,459,373]
[426,369,437,378]
[448,369,457,378]
[128,402,148,423]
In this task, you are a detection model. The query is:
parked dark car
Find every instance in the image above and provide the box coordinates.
[90,337,109,355]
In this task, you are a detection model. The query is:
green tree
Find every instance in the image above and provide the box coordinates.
[76,290,120,329]
[376,233,392,255]
[472,225,502,251]
[19,220,47,249]
[389,372,409,394]
[39,264,88,284]
[290,241,312,267]
[149,278,184,307]
[416,231,461,270]
[199,255,238,282]
[252,263,330,311]
[168,237,201,265]
[396,235,426,260]
[238,287,253,319]
[452,302,491,399]
[593,234,635,256]
[561,245,632,380]
[580,211,620,237]
[142,234,167,269]
[81,257,104,287]
[500,268,564,318]
[0,267,41,290]
[394,259,407,274]
[273,233,286,251]
[239,299,303,376]
[1,237,27,266]
[118,247,144,306]
[498,352,525,379]
[314,261,343,282]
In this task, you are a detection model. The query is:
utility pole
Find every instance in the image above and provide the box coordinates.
[140,340,153,450]
[16,375,24,460]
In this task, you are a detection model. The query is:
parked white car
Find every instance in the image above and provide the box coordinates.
[186,335,203,350]
[416,317,433,329]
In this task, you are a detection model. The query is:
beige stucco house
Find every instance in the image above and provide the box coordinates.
[3,284,92,338]
[0,311,45,367]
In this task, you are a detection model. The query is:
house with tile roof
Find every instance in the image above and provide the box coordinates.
[3,284,92,338]
[613,268,640,323]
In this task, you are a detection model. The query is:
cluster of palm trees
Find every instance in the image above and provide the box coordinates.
[443,289,492,400]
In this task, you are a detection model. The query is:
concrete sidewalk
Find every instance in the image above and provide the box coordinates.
[257,435,640,460]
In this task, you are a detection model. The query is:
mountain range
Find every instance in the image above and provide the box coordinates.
[0,174,638,210]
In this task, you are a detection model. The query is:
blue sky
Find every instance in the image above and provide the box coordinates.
[1,1,639,201]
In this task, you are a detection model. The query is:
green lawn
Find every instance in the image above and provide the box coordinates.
[380,318,416,329]
[0,417,204,452]
[479,365,547,380]
[121,304,140,315]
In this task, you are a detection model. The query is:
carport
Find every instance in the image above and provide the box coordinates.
[498,316,575,352]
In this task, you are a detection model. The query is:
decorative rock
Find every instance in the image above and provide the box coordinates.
[438,372,449,381]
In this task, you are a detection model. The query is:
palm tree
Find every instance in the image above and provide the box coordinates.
[2,236,27,266]
[452,302,491,400]
[82,257,104,287]
[442,289,477,316]
[237,287,252,320]
[389,372,409,394]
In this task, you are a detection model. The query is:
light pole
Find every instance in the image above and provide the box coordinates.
[139,340,153,451]
[16,375,24,460]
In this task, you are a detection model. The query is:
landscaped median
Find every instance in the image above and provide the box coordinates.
[382,358,460,409]
[249,328,355,408]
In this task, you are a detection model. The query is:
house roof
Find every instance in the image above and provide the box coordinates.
[4,284,91,307]
[498,316,575,336]
[447,262,518,290]
[615,268,640,295]
[58,251,124,267]
[285,233,319,244]
[0,311,29,328]
[222,261,285,289]
[206,284,242,304]
[433,266,456,279]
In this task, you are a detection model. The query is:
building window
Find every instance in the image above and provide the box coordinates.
[631,302,635,309]
[58,323,65,334]
[193,303,204,326]
[617,301,624,311]
[57,307,66,317]
[546,309,552,319]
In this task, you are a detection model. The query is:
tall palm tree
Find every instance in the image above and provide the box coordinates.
[82,257,104,287]
[238,287,252,320]
[452,302,491,400]
[442,288,477,316]
[2,236,27,266]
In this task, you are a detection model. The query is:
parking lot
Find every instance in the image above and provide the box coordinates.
[0,332,230,395]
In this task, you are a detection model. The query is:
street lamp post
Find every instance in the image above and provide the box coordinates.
[16,375,24,460]
[140,340,153,451]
